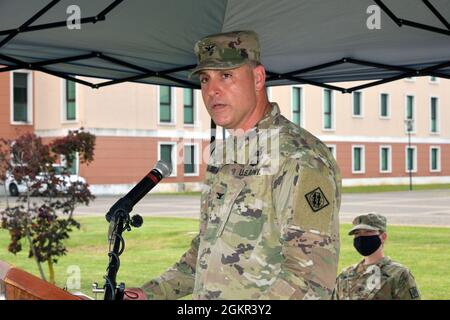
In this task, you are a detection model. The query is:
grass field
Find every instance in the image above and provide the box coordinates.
[0,216,449,300]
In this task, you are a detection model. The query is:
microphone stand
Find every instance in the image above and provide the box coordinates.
[97,199,143,300]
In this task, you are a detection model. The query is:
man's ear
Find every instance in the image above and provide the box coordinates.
[253,65,266,91]
[380,232,388,243]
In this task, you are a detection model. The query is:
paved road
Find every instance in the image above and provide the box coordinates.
[2,189,450,227]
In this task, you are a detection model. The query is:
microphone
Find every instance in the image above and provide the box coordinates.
[105,160,172,222]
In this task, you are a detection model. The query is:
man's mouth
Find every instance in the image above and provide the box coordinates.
[211,103,228,111]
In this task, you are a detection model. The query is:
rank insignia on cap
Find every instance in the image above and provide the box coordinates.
[409,287,420,299]
[305,187,329,212]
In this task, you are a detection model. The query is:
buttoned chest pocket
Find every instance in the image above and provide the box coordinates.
[219,175,269,248]
[202,176,245,242]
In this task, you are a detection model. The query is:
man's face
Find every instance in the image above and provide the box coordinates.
[198,64,258,130]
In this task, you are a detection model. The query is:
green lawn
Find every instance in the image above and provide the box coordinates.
[0,217,449,300]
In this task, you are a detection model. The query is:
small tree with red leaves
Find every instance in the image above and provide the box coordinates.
[0,128,96,284]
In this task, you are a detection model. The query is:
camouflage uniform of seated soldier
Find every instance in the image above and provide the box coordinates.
[332,213,420,300]
[125,30,342,300]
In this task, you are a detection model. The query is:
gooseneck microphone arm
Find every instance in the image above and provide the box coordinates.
[101,160,172,300]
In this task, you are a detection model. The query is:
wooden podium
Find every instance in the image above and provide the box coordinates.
[0,260,84,300]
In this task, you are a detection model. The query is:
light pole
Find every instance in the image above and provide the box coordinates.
[404,119,414,191]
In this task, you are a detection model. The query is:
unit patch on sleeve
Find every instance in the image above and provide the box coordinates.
[304,187,330,212]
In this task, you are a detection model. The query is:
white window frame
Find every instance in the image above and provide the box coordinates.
[404,94,416,134]
[60,78,79,123]
[379,92,390,119]
[379,145,392,173]
[157,85,177,126]
[10,70,33,125]
[322,88,335,131]
[405,145,417,173]
[429,146,441,173]
[429,95,440,134]
[326,144,337,160]
[158,142,177,177]
[352,145,365,174]
[352,90,364,118]
[291,85,305,127]
[183,88,198,127]
[183,143,200,177]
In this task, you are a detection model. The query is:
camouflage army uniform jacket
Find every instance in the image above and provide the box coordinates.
[142,103,342,300]
[332,256,421,300]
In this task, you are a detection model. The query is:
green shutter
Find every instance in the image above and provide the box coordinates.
[183,88,194,124]
[324,89,332,129]
[13,73,28,122]
[292,87,301,125]
[354,148,361,172]
[353,92,361,116]
[159,86,172,122]
[431,149,438,170]
[160,145,173,170]
[184,145,195,174]
[431,98,437,132]
[381,94,388,117]
[381,148,389,171]
[407,148,414,171]
[66,80,76,120]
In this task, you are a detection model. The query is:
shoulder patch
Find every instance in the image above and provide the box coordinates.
[304,187,329,212]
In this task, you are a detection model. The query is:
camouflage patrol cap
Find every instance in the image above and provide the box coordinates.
[189,30,261,78]
[348,212,387,235]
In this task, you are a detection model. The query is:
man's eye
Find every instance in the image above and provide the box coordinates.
[222,73,232,79]
[200,77,208,84]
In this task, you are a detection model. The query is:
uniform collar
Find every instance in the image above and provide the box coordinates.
[256,102,280,130]
[355,256,391,272]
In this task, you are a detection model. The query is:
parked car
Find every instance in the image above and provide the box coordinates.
[4,165,86,197]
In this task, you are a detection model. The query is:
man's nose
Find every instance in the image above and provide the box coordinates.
[206,77,221,97]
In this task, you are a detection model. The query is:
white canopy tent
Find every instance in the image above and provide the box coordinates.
[0,0,449,93]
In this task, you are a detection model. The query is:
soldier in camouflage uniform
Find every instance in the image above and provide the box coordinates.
[332,213,420,300]
[125,30,341,300]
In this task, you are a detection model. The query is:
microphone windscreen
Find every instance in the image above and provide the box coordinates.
[154,160,172,178]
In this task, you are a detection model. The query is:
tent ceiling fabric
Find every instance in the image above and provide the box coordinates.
[0,0,449,91]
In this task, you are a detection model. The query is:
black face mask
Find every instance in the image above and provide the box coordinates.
[353,235,382,256]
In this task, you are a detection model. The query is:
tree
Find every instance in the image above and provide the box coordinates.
[0,128,96,284]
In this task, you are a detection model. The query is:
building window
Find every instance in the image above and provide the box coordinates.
[380,146,392,173]
[292,87,302,126]
[380,93,389,118]
[405,146,417,173]
[159,86,173,123]
[159,143,177,176]
[323,89,334,130]
[327,144,337,160]
[184,88,194,125]
[430,76,439,84]
[430,147,441,172]
[12,71,32,123]
[184,144,199,176]
[352,91,362,117]
[352,145,365,174]
[430,97,439,133]
[61,152,79,175]
[405,95,415,132]
[65,80,76,121]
